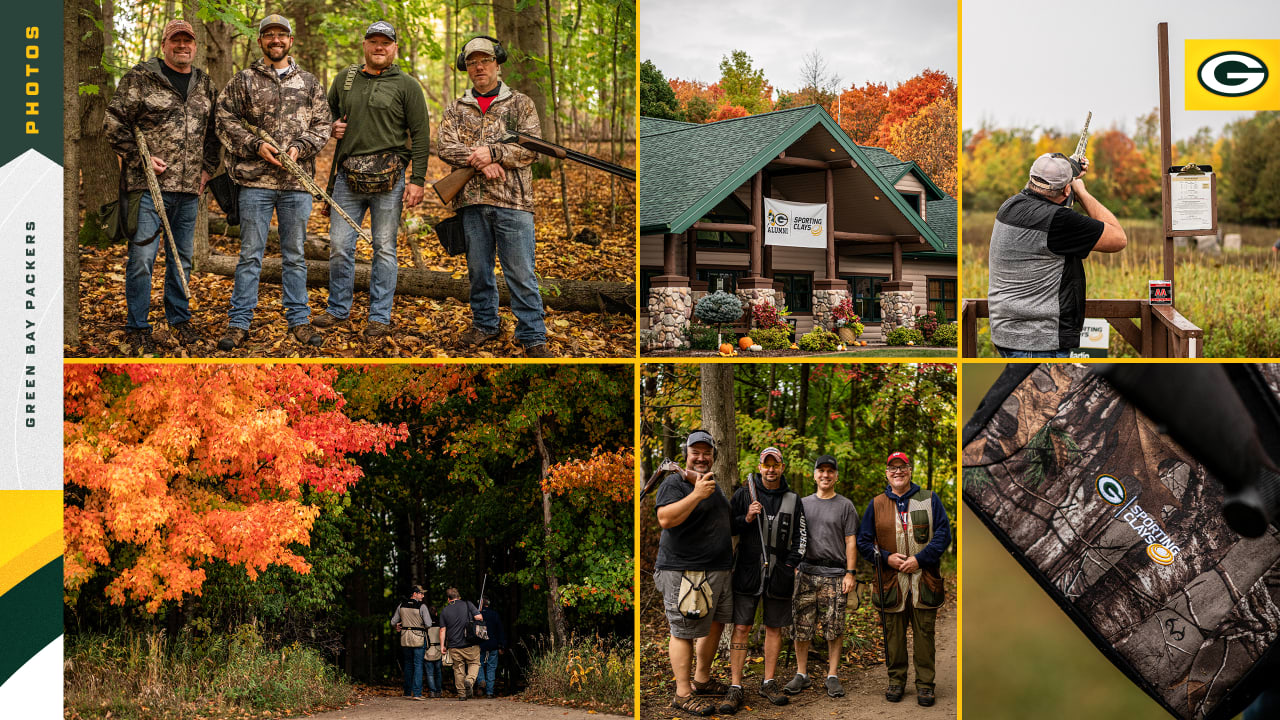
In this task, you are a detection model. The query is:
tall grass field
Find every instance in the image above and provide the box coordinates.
[963,212,1280,357]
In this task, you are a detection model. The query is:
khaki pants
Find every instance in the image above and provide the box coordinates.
[448,645,481,695]
[884,594,937,690]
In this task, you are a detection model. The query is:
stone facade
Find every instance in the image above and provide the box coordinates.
[880,290,915,334]
[813,289,852,331]
[647,287,692,350]
[735,288,777,320]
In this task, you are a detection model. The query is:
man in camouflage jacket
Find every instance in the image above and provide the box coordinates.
[213,14,331,351]
[104,18,220,355]
[437,36,552,358]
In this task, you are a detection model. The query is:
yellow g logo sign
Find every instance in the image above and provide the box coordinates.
[1186,39,1280,110]
[1147,544,1176,566]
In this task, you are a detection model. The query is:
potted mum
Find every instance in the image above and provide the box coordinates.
[831,298,864,344]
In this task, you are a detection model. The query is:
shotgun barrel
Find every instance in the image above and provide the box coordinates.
[433,131,635,204]
[134,128,191,300]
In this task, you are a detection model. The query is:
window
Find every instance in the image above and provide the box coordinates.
[900,192,921,214]
[772,273,813,313]
[695,196,750,250]
[928,278,957,321]
[640,268,663,306]
[842,275,887,322]
[698,269,746,294]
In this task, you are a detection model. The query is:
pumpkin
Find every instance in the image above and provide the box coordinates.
[739,336,754,350]
[720,343,734,354]
[750,344,762,352]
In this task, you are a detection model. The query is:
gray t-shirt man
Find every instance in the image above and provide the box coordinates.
[440,598,482,649]
[798,493,860,576]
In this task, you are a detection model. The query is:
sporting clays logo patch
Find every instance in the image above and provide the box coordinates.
[1096,474,1183,566]
[1096,475,1126,505]
[1186,39,1280,111]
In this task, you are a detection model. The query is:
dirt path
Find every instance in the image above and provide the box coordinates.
[284,695,631,720]
[643,603,956,720]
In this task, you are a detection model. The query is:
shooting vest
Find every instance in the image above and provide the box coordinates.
[398,600,428,648]
[424,625,442,662]
[872,488,945,613]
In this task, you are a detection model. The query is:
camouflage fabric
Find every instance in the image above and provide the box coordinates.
[104,58,220,194]
[964,363,1280,720]
[437,83,540,213]
[792,570,846,642]
[341,151,401,193]
[214,58,331,191]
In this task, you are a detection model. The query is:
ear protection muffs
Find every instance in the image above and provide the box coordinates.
[456,35,507,71]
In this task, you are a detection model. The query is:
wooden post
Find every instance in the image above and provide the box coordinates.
[892,240,903,281]
[1158,22,1175,285]
[825,167,836,281]
[686,228,703,290]
[663,233,676,276]
[751,170,763,278]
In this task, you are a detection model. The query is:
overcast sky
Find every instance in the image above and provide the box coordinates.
[640,0,957,96]
[963,0,1280,138]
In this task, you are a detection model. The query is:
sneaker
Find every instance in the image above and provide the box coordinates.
[310,312,346,329]
[524,343,555,358]
[289,323,324,346]
[690,677,729,696]
[885,684,905,702]
[410,696,423,701]
[216,327,248,351]
[917,686,935,707]
[458,327,500,347]
[363,320,393,338]
[758,679,789,706]
[170,321,203,346]
[717,686,744,715]
[783,673,811,695]
[125,329,159,357]
[825,675,845,698]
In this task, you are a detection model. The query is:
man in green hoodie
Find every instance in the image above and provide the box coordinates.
[311,21,430,338]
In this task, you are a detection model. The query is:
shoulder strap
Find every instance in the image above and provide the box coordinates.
[337,65,359,118]
[767,492,798,549]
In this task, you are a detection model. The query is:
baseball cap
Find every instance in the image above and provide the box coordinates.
[365,20,396,42]
[814,454,838,470]
[887,451,911,465]
[462,37,499,60]
[258,14,292,35]
[759,447,783,463]
[1028,153,1074,192]
[685,430,716,451]
[162,19,195,42]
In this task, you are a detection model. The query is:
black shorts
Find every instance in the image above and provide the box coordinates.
[732,592,792,629]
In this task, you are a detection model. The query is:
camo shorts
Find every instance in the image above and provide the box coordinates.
[791,571,846,642]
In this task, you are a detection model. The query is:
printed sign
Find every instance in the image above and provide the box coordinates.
[1185,39,1280,111]
[1149,280,1173,306]
[1070,318,1110,358]
[763,198,827,249]
[1170,171,1215,232]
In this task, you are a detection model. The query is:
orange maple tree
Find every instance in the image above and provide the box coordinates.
[831,80,890,146]
[543,447,634,503]
[887,96,958,196]
[878,69,956,147]
[64,364,408,612]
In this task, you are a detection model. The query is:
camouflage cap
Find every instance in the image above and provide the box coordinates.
[162,19,195,42]
[462,37,498,60]
[258,14,292,35]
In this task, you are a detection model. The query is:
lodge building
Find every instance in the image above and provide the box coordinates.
[639,105,957,350]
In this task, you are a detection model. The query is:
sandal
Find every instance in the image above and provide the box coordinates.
[670,693,716,716]
[691,677,730,696]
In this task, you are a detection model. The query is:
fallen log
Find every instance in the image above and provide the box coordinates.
[208,217,331,261]
[199,253,636,314]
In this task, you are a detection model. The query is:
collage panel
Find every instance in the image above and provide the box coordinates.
[639,362,958,718]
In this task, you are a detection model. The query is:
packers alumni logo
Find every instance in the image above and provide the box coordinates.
[1096,474,1126,505]
[1186,40,1280,111]
[767,209,789,228]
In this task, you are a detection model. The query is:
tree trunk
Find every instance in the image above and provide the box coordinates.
[77,0,117,213]
[534,416,568,649]
[798,363,810,434]
[199,253,634,313]
[64,0,82,347]
[544,0,572,235]
[700,363,737,498]
[493,0,549,140]
[818,375,833,455]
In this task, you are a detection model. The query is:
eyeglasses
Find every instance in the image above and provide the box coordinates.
[466,57,496,68]
[886,466,911,474]
[261,32,291,40]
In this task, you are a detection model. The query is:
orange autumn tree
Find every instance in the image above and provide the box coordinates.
[63,364,408,612]
[887,96,958,196]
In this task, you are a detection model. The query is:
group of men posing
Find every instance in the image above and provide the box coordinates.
[105,15,554,357]
[390,587,506,700]
[654,430,951,715]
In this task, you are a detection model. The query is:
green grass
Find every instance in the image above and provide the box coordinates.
[963,211,1280,357]
[521,634,633,715]
[829,347,958,357]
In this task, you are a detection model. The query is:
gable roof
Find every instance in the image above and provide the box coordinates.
[640,105,953,254]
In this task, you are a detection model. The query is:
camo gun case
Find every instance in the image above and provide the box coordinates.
[962,363,1280,720]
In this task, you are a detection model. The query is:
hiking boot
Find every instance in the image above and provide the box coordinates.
[669,693,716,716]
[458,326,500,347]
[310,312,346,329]
[171,321,203,346]
[465,680,474,698]
[524,343,555,358]
[758,679,789,706]
[717,686,744,715]
[289,322,324,346]
[363,320,393,338]
[885,684,905,702]
[125,329,159,357]
[783,673,811,695]
[691,677,729,696]
[217,327,248,351]
[917,686,935,707]
[825,675,845,698]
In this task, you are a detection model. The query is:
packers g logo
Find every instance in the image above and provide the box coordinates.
[1147,544,1176,566]
[1198,51,1268,96]
[1096,475,1126,505]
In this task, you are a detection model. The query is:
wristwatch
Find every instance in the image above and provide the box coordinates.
[845,569,855,574]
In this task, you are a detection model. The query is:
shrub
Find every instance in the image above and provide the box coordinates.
[522,634,633,715]
[798,327,840,352]
[689,324,720,351]
[751,302,789,329]
[931,322,958,346]
[753,326,792,350]
[694,291,743,325]
[885,327,926,346]
[915,310,940,340]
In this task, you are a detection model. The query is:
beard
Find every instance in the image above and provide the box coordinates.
[264,44,289,62]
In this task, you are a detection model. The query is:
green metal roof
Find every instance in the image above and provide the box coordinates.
[925,196,957,254]
[640,105,953,254]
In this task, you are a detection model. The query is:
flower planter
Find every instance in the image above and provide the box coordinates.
[837,327,861,344]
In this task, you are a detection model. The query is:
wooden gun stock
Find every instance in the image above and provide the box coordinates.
[433,166,476,204]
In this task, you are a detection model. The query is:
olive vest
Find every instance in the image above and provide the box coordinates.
[872,488,945,612]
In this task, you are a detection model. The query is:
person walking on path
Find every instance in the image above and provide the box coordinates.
[439,587,485,700]
[391,585,431,700]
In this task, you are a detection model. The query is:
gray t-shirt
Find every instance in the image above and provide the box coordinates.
[798,493,860,577]
[440,599,481,649]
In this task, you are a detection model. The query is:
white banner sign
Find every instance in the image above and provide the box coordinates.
[764,198,827,249]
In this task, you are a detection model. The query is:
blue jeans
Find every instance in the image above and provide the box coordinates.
[125,191,198,330]
[996,345,1071,358]
[326,170,404,324]
[424,658,442,694]
[461,204,545,346]
[228,187,312,329]
[401,644,425,697]
[479,649,499,696]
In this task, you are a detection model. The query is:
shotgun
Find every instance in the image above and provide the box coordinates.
[1067,111,1092,177]
[872,541,890,666]
[745,473,770,596]
[434,130,636,205]
[134,128,191,300]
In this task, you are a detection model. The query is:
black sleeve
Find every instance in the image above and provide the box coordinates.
[654,475,687,509]
[730,487,749,535]
[1047,206,1105,258]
